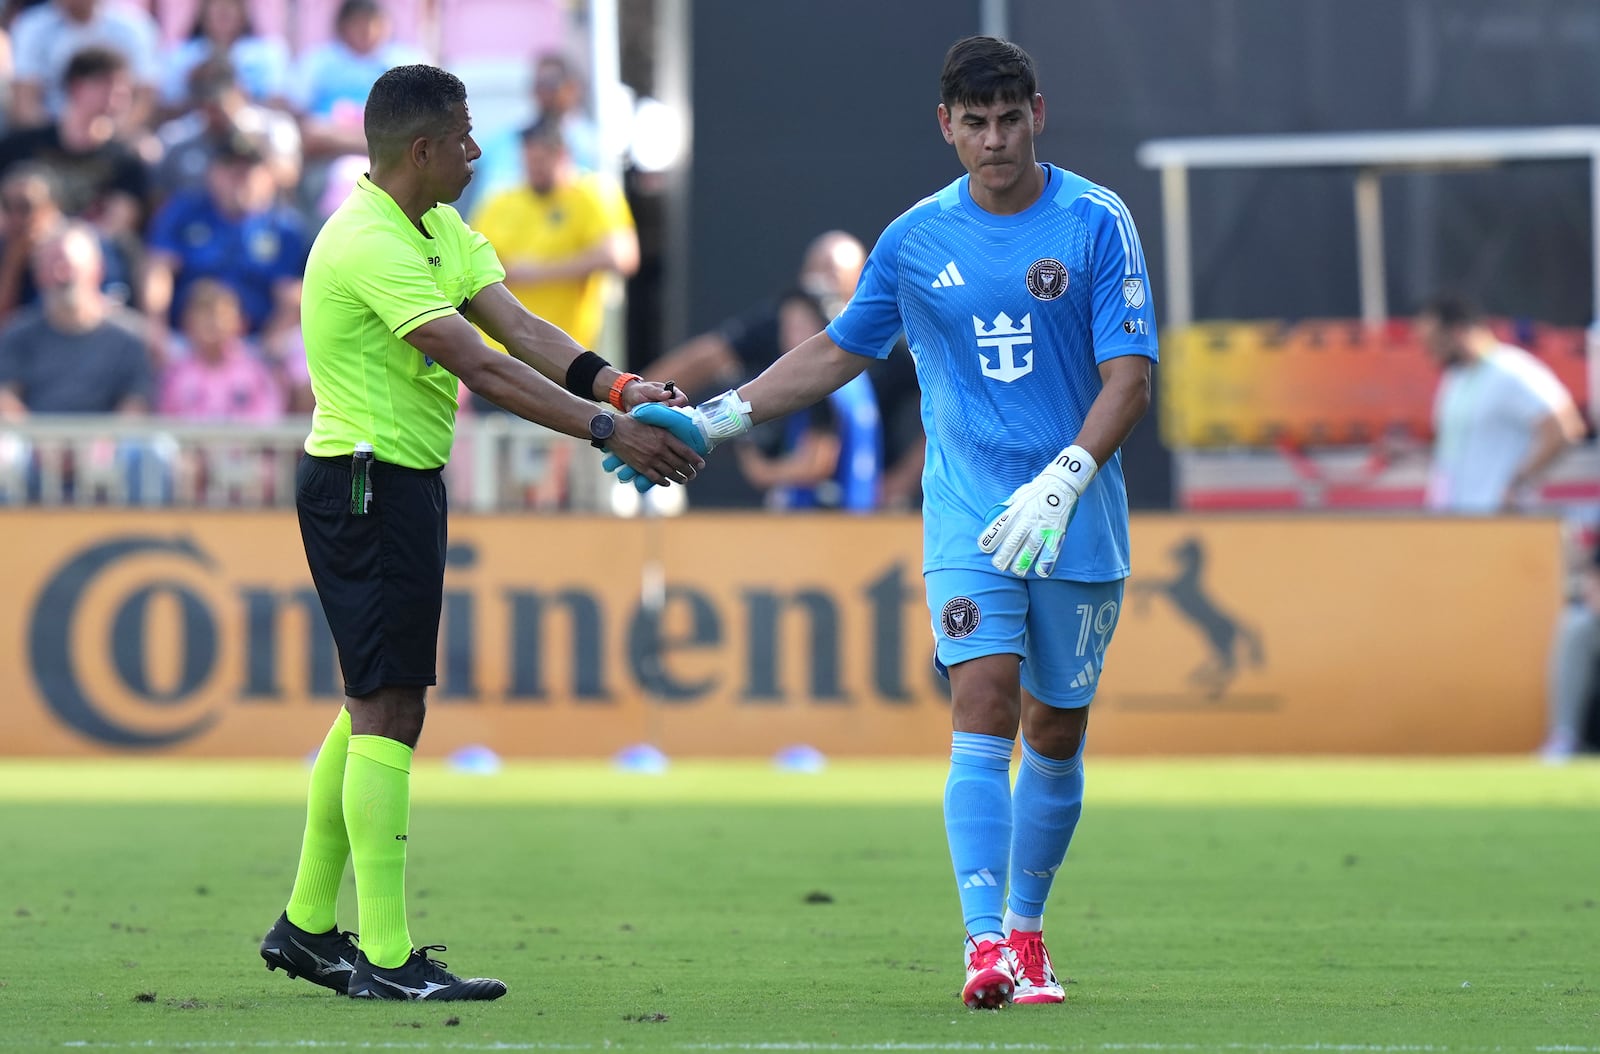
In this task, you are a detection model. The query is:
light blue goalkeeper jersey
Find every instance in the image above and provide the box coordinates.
[826,164,1159,580]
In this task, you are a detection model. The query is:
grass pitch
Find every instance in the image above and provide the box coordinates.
[0,758,1597,1052]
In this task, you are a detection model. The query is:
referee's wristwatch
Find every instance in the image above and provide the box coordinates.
[588,411,616,450]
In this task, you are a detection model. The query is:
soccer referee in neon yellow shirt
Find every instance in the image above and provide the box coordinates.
[257,65,702,1002]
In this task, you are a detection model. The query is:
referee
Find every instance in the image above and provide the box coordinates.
[257,65,701,1002]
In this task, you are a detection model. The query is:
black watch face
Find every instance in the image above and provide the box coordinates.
[590,413,616,441]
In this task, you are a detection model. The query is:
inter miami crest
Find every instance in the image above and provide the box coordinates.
[941,596,980,639]
[1025,258,1068,301]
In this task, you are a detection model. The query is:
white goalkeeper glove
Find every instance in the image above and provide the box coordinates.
[664,388,754,452]
[978,445,1098,578]
[603,389,753,491]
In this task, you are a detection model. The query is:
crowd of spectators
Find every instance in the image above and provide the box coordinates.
[0,0,921,514]
[0,0,624,505]
[0,0,402,435]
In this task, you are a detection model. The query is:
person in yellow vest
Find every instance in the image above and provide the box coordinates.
[470,115,636,356]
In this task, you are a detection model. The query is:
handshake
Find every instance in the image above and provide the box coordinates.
[600,389,754,492]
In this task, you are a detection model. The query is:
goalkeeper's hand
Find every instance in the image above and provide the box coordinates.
[603,390,752,492]
[598,410,705,490]
[977,446,1098,577]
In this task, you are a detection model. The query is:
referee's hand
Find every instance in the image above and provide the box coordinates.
[616,378,690,411]
[607,413,705,486]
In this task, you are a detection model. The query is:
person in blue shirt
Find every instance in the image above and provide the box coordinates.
[290,0,424,155]
[143,133,309,360]
[288,0,425,218]
[610,35,1157,1010]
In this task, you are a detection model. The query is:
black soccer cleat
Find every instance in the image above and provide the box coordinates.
[259,912,359,994]
[347,945,507,1001]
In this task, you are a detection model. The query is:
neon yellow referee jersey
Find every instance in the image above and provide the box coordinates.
[301,175,506,469]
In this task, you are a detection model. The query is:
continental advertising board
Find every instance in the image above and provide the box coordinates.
[0,513,1561,757]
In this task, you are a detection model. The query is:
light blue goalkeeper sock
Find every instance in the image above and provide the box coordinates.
[1006,734,1085,921]
[944,731,1015,942]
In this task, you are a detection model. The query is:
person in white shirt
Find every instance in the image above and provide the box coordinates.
[158,0,291,113]
[9,0,159,132]
[1419,294,1586,513]
[153,57,301,203]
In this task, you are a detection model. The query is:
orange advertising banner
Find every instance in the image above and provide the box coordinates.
[0,511,1562,758]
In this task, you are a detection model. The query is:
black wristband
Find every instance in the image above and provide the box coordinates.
[564,350,610,400]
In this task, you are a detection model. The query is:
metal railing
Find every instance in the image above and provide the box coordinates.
[0,415,606,513]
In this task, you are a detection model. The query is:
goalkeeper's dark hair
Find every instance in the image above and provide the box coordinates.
[940,36,1037,110]
[364,64,468,165]
[1420,292,1485,329]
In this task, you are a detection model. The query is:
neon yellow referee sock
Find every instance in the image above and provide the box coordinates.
[344,734,415,969]
[284,708,352,934]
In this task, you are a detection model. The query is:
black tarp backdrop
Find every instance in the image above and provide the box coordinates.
[684,0,1600,508]
[1016,0,1596,324]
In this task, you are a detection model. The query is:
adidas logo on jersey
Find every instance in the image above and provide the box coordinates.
[1069,662,1098,690]
[962,868,999,889]
[931,262,966,288]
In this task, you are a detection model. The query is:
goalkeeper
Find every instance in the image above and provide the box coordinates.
[611,36,1157,1010]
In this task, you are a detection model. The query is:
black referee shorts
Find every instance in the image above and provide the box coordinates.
[296,453,447,698]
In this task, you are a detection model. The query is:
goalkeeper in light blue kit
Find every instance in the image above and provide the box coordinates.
[608,35,1156,1009]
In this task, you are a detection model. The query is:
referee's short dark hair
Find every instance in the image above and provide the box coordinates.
[940,36,1037,110]
[364,64,468,164]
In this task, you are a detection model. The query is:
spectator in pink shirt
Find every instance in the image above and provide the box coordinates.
[159,277,286,503]
[159,276,282,421]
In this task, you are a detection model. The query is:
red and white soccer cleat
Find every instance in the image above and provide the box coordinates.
[961,937,1016,1009]
[1007,928,1065,1004]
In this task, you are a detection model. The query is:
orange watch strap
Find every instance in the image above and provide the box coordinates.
[608,371,642,410]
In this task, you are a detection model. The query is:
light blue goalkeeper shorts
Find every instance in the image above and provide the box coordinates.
[926,568,1125,709]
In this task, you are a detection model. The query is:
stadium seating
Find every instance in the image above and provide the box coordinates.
[1161,317,1596,510]
[152,0,292,46]
[1160,317,1590,449]
[150,0,555,63]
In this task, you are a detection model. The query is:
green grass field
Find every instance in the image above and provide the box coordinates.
[2,758,1598,1052]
